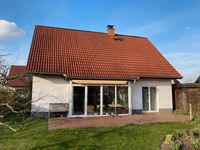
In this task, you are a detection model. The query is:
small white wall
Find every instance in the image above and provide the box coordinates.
[31,75,70,112]
[132,79,173,111]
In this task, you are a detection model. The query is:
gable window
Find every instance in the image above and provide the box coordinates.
[142,86,157,112]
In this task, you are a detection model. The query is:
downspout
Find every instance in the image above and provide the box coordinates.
[68,80,73,117]
[128,77,139,115]
[131,77,139,87]
[63,74,72,117]
[63,74,67,80]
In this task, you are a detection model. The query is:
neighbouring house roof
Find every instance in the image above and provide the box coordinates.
[195,76,200,83]
[27,25,182,80]
[7,65,29,87]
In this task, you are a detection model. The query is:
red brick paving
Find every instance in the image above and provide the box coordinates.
[48,112,191,130]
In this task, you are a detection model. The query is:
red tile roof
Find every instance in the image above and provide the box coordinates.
[7,65,29,87]
[27,25,182,80]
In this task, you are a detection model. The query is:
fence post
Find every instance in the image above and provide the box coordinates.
[189,103,193,120]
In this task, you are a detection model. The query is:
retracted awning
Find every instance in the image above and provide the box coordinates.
[72,80,128,85]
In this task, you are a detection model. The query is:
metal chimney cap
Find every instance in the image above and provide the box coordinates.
[107,25,115,29]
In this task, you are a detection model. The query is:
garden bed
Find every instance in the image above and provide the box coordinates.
[161,126,200,150]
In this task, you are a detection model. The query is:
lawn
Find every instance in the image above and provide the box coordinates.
[0,118,199,150]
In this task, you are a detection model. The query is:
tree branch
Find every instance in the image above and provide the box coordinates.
[0,122,17,132]
[0,103,28,114]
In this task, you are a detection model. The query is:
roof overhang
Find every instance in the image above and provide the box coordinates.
[27,71,138,80]
[27,71,182,80]
[139,75,183,79]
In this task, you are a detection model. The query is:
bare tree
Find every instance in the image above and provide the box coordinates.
[0,54,9,85]
[0,54,31,131]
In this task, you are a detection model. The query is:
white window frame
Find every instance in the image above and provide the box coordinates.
[142,86,159,112]
[71,85,87,117]
[70,84,130,117]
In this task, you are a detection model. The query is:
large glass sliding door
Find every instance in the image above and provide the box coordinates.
[103,86,115,115]
[72,85,129,116]
[150,87,157,111]
[142,87,157,112]
[73,87,85,115]
[87,86,100,115]
[142,87,149,111]
[103,86,129,115]
[117,87,128,114]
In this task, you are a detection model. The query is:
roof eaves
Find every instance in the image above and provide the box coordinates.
[27,71,64,76]
[68,76,138,81]
[139,75,183,79]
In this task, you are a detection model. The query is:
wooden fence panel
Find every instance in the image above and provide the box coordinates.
[173,84,200,118]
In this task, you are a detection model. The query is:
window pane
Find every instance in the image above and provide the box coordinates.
[73,87,85,115]
[142,87,149,111]
[88,86,100,115]
[103,86,115,115]
[117,86,128,114]
[150,87,157,111]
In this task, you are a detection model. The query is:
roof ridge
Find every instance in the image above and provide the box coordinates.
[116,34,147,39]
[35,25,147,39]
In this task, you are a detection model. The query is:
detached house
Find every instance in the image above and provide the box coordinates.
[27,25,182,117]
[7,65,31,98]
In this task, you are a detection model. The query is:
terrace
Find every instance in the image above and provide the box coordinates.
[48,112,190,130]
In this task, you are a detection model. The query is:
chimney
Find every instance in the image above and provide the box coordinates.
[107,25,115,36]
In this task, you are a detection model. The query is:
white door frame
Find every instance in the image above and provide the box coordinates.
[71,85,87,117]
[69,84,130,117]
[142,86,158,112]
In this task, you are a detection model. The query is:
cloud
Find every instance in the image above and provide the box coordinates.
[133,21,167,37]
[165,52,200,66]
[185,26,191,31]
[0,20,25,39]
[164,52,200,83]
[162,29,200,83]
[0,44,28,66]
[119,20,168,38]
[163,29,200,53]
[13,48,28,65]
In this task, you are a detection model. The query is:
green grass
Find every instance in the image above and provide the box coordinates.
[0,118,199,150]
[173,109,189,115]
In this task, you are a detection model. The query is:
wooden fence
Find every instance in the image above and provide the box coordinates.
[173,83,200,119]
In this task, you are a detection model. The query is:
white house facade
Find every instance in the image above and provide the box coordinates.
[31,75,173,117]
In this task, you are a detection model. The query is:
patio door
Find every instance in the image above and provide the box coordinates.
[142,87,157,112]
[87,86,100,115]
[73,86,85,115]
[117,86,128,114]
[72,85,129,116]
